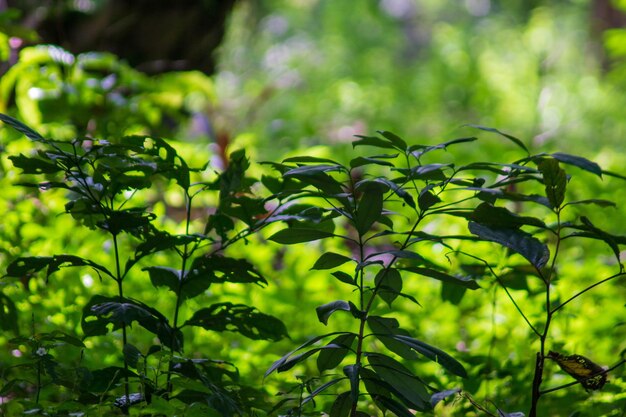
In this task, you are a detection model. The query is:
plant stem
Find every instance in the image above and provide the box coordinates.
[113,233,130,413]
[166,190,193,394]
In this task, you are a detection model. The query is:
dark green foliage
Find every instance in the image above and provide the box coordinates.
[2,115,626,416]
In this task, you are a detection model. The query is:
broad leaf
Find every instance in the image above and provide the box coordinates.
[538,158,566,209]
[311,252,353,270]
[5,255,113,281]
[466,125,529,154]
[367,316,418,360]
[471,202,546,229]
[269,228,336,244]
[390,334,467,377]
[188,255,267,286]
[329,392,353,417]
[317,333,356,372]
[343,364,360,402]
[552,152,602,177]
[469,222,550,269]
[184,302,288,341]
[401,266,480,290]
[430,389,461,407]
[367,353,430,410]
[374,268,402,306]
[316,300,351,325]
[355,188,384,235]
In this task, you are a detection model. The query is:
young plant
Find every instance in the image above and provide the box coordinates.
[1,113,288,416]
[460,148,626,416]
[263,131,524,416]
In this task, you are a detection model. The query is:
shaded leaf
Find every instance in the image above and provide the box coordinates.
[390,334,467,377]
[401,266,480,290]
[469,222,550,269]
[367,353,429,410]
[367,316,418,360]
[343,364,360,402]
[471,202,546,229]
[538,158,566,208]
[355,188,384,235]
[184,302,288,341]
[466,125,529,154]
[269,228,336,244]
[317,333,356,373]
[552,152,602,177]
[311,252,353,270]
[329,392,353,417]
[430,389,461,408]
[316,300,351,325]
[374,268,402,306]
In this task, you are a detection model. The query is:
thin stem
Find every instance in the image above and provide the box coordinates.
[166,190,193,394]
[551,272,626,315]
[113,234,130,413]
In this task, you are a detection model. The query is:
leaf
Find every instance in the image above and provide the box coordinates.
[0,113,45,141]
[332,271,356,286]
[471,202,546,229]
[469,222,550,269]
[552,152,602,177]
[343,364,360,402]
[418,189,441,211]
[9,154,64,174]
[311,252,353,270]
[430,389,461,407]
[123,344,143,369]
[390,334,467,377]
[329,392,353,417]
[367,316,418,360]
[265,332,353,376]
[0,292,19,333]
[317,333,356,373]
[184,302,288,341]
[378,130,407,151]
[538,158,566,209]
[565,199,616,208]
[409,137,478,158]
[301,378,345,406]
[367,353,430,410]
[5,255,114,280]
[466,125,529,154]
[374,395,416,417]
[269,228,336,244]
[81,295,182,351]
[401,266,480,290]
[355,188,384,235]
[187,255,267,287]
[283,156,342,165]
[353,135,398,150]
[374,268,402,307]
[89,366,137,393]
[316,300,351,325]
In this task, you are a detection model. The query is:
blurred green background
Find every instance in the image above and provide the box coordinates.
[2,0,626,415]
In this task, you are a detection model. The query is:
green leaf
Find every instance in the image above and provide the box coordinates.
[301,378,345,406]
[0,113,45,141]
[565,199,616,208]
[5,255,114,280]
[82,295,182,350]
[367,316,418,360]
[184,302,288,341]
[123,344,143,369]
[317,333,356,373]
[349,156,396,168]
[316,300,351,325]
[367,354,429,411]
[471,202,546,229]
[343,364,360,402]
[418,188,441,211]
[401,266,480,290]
[538,158,566,209]
[430,389,461,408]
[466,125,529,154]
[188,255,267,287]
[552,152,602,177]
[89,366,137,393]
[0,292,18,333]
[9,154,64,174]
[311,252,353,270]
[145,266,180,293]
[374,395,416,417]
[374,268,402,307]
[353,135,397,149]
[389,334,467,377]
[269,228,336,244]
[265,331,353,376]
[329,392,353,417]
[378,130,407,151]
[332,271,356,286]
[469,222,550,269]
[355,188,384,235]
